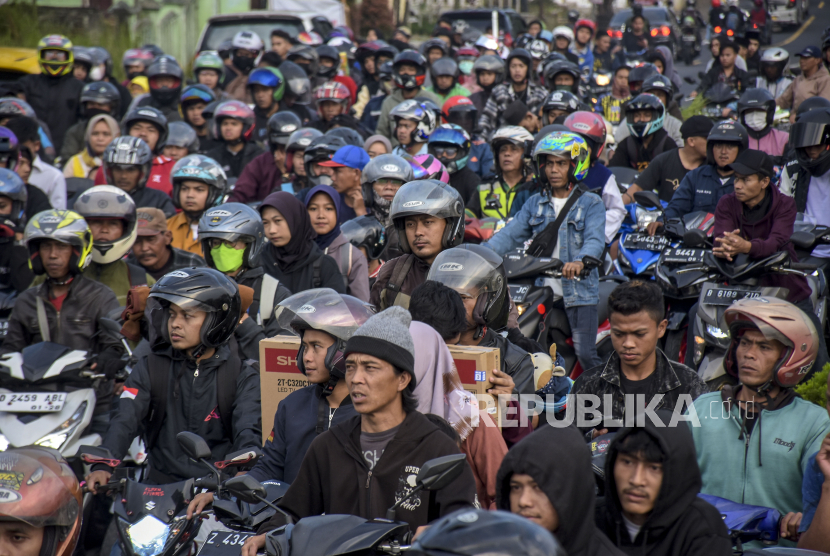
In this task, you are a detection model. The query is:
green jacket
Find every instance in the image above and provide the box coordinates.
[82,261,156,306]
[424,83,471,108]
[688,390,830,516]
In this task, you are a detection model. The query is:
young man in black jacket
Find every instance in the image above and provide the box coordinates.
[241,306,476,555]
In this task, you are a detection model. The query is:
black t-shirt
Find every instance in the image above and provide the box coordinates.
[619,369,658,397]
[632,149,690,203]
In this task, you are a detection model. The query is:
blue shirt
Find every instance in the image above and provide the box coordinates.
[800,452,826,532]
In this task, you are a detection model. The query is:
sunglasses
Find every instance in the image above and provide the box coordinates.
[431,146,458,157]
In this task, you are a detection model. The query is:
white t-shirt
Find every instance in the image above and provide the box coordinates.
[550,196,568,297]
[622,514,642,542]
[805,171,830,259]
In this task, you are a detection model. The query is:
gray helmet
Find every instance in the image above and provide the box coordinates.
[198,202,265,270]
[102,136,153,192]
[304,135,347,186]
[164,121,199,153]
[472,55,505,86]
[390,179,465,253]
[361,153,414,210]
[72,185,138,265]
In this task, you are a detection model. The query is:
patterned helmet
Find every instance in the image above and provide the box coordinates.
[390,99,437,144]
[24,210,93,276]
[314,81,352,113]
[37,34,74,77]
[625,93,665,138]
[413,153,450,183]
[170,154,229,209]
[211,100,256,143]
[532,131,591,185]
[72,185,138,264]
[427,124,471,174]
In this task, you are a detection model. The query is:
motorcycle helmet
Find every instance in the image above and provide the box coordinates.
[737,88,776,139]
[376,43,400,65]
[316,44,341,79]
[723,297,818,390]
[706,119,748,166]
[414,154,450,183]
[314,81,352,116]
[543,59,580,93]
[267,111,302,151]
[275,288,375,387]
[180,84,217,127]
[796,97,830,120]
[474,34,500,55]
[146,55,183,105]
[410,509,565,556]
[792,108,830,176]
[211,100,256,144]
[285,128,323,172]
[491,126,533,176]
[341,215,387,261]
[171,154,229,212]
[287,45,320,77]
[552,26,575,45]
[428,244,509,331]
[102,136,154,192]
[541,91,580,125]
[360,153,414,211]
[72,185,138,264]
[391,99,437,144]
[0,448,83,556]
[198,202,265,271]
[25,210,93,276]
[533,131,591,186]
[420,38,449,61]
[123,106,169,151]
[149,267,242,356]
[527,39,550,62]
[641,73,674,103]
[564,111,607,162]
[296,31,324,46]
[355,41,382,69]
[0,126,19,172]
[0,168,26,226]
[278,61,312,106]
[164,121,200,154]
[392,50,428,90]
[0,98,36,121]
[442,95,478,136]
[389,179,464,253]
[193,51,226,86]
[79,81,120,119]
[574,19,596,40]
[231,31,264,73]
[37,34,74,77]
[472,54,505,90]
[122,47,154,80]
[246,67,285,103]
[627,63,659,95]
[428,124,471,174]
[304,135,347,186]
[505,48,533,85]
[625,93,665,138]
[325,127,363,148]
[430,58,460,96]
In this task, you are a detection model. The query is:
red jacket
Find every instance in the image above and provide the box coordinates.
[94,155,175,198]
[227,150,284,204]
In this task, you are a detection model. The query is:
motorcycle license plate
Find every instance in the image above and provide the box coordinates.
[0,392,66,412]
[661,248,706,264]
[198,531,255,556]
[622,233,668,251]
[703,288,763,306]
[509,284,530,303]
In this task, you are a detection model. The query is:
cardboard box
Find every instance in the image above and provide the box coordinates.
[259,337,502,443]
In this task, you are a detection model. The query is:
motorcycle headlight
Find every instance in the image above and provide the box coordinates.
[595,73,611,86]
[706,324,729,339]
[619,251,631,268]
[128,515,170,556]
[516,303,530,316]
[35,401,87,450]
[0,435,8,452]
[635,207,659,230]
[693,336,706,365]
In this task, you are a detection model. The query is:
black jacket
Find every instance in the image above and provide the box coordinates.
[248,383,357,484]
[207,142,265,179]
[97,344,262,482]
[608,129,677,172]
[253,106,277,147]
[20,73,84,154]
[369,254,430,310]
[469,90,491,118]
[129,94,182,122]
[781,159,811,213]
[258,410,476,532]
[597,415,732,556]
[496,424,626,556]
[449,165,481,204]
[697,66,750,95]
[0,242,34,294]
[60,118,88,161]
[478,327,535,396]
[126,246,206,282]
[25,183,52,220]
[310,113,372,139]
[261,242,346,295]
[232,266,292,361]
[573,350,709,439]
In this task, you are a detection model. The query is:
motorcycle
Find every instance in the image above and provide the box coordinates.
[680,9,703,65]
[587,70,613,107]
[697,83,740,122]
[0,286,15,347]
[615,191,669,279]
[464,216,504,245]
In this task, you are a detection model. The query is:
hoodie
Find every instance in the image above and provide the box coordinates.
[495,424,625,556]
[597,416,732,556]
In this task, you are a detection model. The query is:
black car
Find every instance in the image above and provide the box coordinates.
[440,9,527,47]
[607,7,680,56]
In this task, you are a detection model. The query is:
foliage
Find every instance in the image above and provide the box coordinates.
[681,94,709,120]
[795,364,830,408]
[358,0,394,39]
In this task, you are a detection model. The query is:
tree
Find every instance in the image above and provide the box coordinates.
[359,0,394,39]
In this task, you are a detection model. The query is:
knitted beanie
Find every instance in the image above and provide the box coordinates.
[344,306,416,385]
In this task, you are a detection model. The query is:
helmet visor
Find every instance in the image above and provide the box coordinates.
[792,122,830,149]
[427,249,499,298]
[389,180,462,220]
[275,288,374,341]
[148,292,218,314]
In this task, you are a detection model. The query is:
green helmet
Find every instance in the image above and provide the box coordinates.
[194,51,226,85]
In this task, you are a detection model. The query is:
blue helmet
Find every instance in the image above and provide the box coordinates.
[0,168,27,225]
[170,154,228,210]
[427,123,471,173]
[246,67,285,102]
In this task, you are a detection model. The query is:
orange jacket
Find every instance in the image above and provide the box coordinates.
[166,211,203,257]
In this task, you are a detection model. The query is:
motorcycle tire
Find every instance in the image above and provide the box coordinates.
[663,329,686,363]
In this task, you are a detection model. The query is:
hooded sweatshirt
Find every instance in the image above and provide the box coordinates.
[495,424,625,556]
[597,417,732,556]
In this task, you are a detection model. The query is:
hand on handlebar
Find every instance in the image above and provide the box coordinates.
[241,534,266,556]
[85,470,112,495]
[780,511,802,540]
[646,221,663,236]
[562,261,584,280]
[186,492,214,519]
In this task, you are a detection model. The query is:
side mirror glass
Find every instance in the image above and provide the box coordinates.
[683,228,707,248]
[177,431,212,461]
[632,190,662,210]
[223,475,267,504]
[415,454,467,491]
[790,231,816,250]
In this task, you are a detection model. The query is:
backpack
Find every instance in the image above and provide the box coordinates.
[379,254,415,310]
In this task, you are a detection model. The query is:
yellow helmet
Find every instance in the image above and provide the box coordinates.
[24,210,93,276]
[37,35,74,77]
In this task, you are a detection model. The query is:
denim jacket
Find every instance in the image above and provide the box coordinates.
[484,187,606,307]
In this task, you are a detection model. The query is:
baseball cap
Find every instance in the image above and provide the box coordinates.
[727,149,774,178]
[796,46,822,58]
[680,115,715,140]
[318,144,371,171]
[396,26,412,38]
[136,207,168,236]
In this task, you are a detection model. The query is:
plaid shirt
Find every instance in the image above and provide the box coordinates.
[477,82,549,141]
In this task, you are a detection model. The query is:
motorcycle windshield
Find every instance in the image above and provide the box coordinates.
[427,249,500,298]
[274,288,375,341]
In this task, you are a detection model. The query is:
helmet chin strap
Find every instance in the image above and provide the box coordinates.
[473,324,487,341]
[190,343,207,360]
[47,274,74,286]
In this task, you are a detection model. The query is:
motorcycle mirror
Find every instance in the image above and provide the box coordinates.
[790,231,817,250]
[664,218,685,239]
[177,431,212,461]
[683,228,707,247]
[98,317,123,337]
[581,255,601,269]
[683,76,697,85]
[223,475,267,504]
[415,453,468,491]
[632,190,662,210]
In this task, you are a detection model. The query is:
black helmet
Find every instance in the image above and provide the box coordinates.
[472,55,505,90]
[274,288,375,385]
[315,45,340,79]
[506,48,532,84]
[392,50,427,90]
[420,38,449,60]
[146,54,183,105]
[409,509,565,556]
[267,111,302,150]
[341,215,387,260]
[149,267,242,357]
[123,106,169,149]
[102,136,153,192]
[627,63,659,94]
[360,153,414,210]
[430,58,459,96]
[198,203,265,270]
[706,120,749,166]
[793,108,830,177]
[325,127,364,148]
[796,97,830,120]
[79,81,120,118]
[279,61,312,105]
[541,91,580,125]
[625,93,665,138]
[304,135,347,186]
[737,88,776,139]
[164,121,199,154]
[287,45,320,77]
[428,244,509,331]
[285,127,324,169]
[378,60,394,82]
[641,73,673,99]
[376,43,399,63]
[389,179,465,253]
[543,59,580,93]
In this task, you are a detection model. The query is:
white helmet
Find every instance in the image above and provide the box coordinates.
[71,185,138,264]
[552,26,575,43]
[232,31,264,52]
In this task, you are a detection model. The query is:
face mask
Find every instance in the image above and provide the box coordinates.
[744,110,768,132]
[458,60,474,75]
[232,55,255,73]
[211,244,246,273]
[90,65,106,81]
[85,107,109,119]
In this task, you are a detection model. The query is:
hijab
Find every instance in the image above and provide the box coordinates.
[409,321,479,441]
[305,184,342,249]
[259,191,316,271]
[363,134,392,154]
[85,113,120,155]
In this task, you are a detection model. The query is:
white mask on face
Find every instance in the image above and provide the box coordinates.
[90,65,106,82]
[744,110,768,132]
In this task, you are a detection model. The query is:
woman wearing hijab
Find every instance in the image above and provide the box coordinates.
[363,134,392,158]
[410,320,508,510]
[259,191,347,294]
[305,184,370,301]
[63,114,120,179]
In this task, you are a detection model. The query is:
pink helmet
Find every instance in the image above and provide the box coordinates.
[414,153,450,183]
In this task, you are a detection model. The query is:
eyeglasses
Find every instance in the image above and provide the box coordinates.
[430,146,458,157]
[373,179,404,189]
[208,238,245,249]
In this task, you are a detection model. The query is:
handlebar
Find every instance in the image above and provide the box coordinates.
[82,479,124,495]
[194,476,219,491]
[789,263,818,272]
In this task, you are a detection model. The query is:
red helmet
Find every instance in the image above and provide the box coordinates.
[574,19,596,35]
[211,100,255,142]
[712,0,721,7]
[314,81,352,112]
[564,111,607,161]
[442,95,475,121]
[457,46,480,58]
[441,95,478,136]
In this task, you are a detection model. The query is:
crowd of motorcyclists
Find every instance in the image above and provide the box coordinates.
[1,2,830,555]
